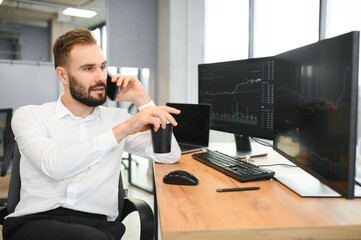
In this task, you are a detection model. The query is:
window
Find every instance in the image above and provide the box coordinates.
[204,0,320,61]
[325,0,361,85]
[204,0,249,63]
[91,25,107,56]
[325,0,361,38]
[253,0,319,57]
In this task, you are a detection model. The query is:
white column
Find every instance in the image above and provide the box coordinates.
[157,0,205,105]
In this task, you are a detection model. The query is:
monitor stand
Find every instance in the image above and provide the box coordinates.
[234,134,268,157]
[275,171,341,197]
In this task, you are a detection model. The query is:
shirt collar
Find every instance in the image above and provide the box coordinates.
[55,95,101,121]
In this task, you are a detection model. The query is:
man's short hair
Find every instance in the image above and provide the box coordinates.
[52,29,97,69]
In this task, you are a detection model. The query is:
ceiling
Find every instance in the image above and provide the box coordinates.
[0,0,106,40]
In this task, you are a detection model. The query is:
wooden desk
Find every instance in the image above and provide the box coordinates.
[154,147,361,240]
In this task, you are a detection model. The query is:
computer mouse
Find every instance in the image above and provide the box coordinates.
[163,170,199,186]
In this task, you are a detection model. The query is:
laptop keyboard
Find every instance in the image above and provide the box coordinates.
[179,143,204,152]
[192,150,275,182]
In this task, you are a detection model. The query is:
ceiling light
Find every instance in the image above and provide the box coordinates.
[63,8,97,18]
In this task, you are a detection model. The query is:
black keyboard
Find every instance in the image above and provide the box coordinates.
[192,150,275,182]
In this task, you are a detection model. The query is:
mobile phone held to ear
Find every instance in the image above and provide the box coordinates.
[106,74,118,101]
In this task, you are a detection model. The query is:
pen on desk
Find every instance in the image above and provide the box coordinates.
[216,187,260,192]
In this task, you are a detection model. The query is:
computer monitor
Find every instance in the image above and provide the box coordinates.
[0,108,14,177]
[273,31,360,199]
[198,57,275,157]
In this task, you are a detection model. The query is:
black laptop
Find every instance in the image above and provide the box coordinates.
[166,103,211,154]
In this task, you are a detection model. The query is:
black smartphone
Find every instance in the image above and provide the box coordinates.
[106,74,118,101]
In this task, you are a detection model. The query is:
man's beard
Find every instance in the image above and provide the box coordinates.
[68,73,106,107]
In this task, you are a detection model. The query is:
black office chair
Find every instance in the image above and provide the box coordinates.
[0,140,15,206]
[0,108,14,178]
[0,143,155,240]
[0,140,14,178]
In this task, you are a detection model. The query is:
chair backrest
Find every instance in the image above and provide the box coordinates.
[1,140,15,177]
[6,142,21,214]
[118,166,125,217]
[1,108,15,177]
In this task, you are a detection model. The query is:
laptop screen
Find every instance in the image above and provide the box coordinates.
[166,103,211,148]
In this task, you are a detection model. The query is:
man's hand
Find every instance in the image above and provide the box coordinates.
[109,74,151,107]
[112,106,181,143]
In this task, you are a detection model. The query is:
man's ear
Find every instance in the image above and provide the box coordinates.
[56,67,69,85]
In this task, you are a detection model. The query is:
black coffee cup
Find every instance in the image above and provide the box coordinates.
[150,123,173,153]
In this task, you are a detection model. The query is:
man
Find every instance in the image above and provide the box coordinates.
[3,29,181,240]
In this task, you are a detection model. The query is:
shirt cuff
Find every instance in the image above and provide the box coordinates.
[138,100,155,111]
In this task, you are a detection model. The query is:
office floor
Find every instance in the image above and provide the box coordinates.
[0,158,155,240]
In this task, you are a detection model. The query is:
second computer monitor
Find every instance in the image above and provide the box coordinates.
[198,57,275,156]
[273,31,360,199]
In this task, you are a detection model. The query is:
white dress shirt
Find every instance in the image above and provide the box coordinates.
[9,97,181,220]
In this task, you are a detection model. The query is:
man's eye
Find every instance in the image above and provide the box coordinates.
[84,66,94,71]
